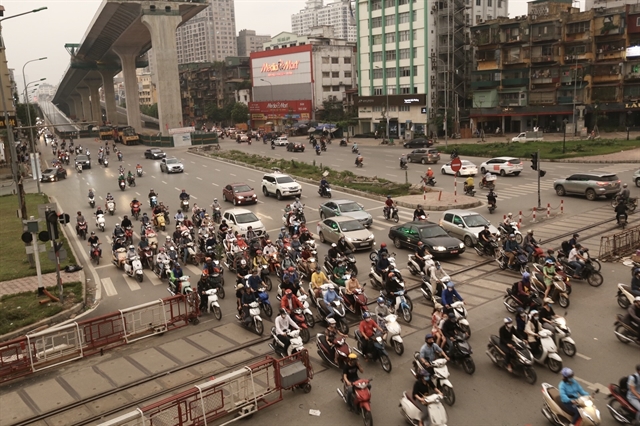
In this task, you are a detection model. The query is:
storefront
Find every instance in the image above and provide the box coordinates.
[355,94,427,138]
[249,100,312,130]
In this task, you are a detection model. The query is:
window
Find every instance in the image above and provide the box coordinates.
[498,0,502,6]
[322,72,330,78]
[399,30,413,41]
[344,71,352,78]
[344,57,351,64]
[399,105,410,111]
[373,105,383,112]
[567,21,589,34]
[373,51,383,62]
[332,86,340,91]
[384,0,395,7]
[400,84,411,94]
[488,0,492,5]
[370,0,382,10]
[385,33,395,43]
[387,68,397,78]
[373,87,383,95]
[476,15,481,24]
[332,71,340,78]
[487,14,492,20]
[637,17,640,26]
[371,17,382,28]
[399,11,410,23]
[322,57,330,64]
[372,68,384,79]
[331,57,339,64]
[385,50,396,60]
[389,105,397,111]
[385,15,394,26]
[373,34,383,45]
[476,0,481,5]
[323,86,330,92]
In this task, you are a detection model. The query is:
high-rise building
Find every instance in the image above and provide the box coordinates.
[175,0,237,65]
[292,0,357,42]
[237,29,271,56]
[36,83,57,102]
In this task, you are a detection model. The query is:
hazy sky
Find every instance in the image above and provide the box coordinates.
[2,0,543,97]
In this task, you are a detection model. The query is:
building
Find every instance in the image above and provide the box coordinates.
[292,0,357,42]
[137,71,157,106]
[237,29,271,56]
[36,83,57,102]
[250,26,357,129]
[469,0,640,135]
[175,0,237,65]
[586,0,637,14]
[263,32,309,51]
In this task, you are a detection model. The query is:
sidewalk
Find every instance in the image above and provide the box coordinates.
[0,271,83,297]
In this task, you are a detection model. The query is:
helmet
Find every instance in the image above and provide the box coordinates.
[174,263,181,268]
[516,307,524,315]
[484,225,489,229]
[428,167,432,171]
[561,367,574,378]
[348,353,358,360]
[447,281,455,288]
[509,234,515,238]
[522,272,531,281]
[236,283,244,290]
[527,229,533,234]
[447,312,456,319]
[77,211,81,215]
[115,224,121,228]
[159,247,166,252]
[362,312,371,319]
[417,370,429,380]
[387,195,391,199]
[213,198,218,202]
[279,308,287,315]
[90,231,95,235]
[240,259,246,266]
[507,212,513,217]
[545,259,553,264]
[417,241,423,246]
[425,333,434,341]
[623,183,628,188]
[381,242,387,248]
[285,289,292,295]
[377,297,385,304]
[635,296,640,302]
[280,227,285,231]
[327,318,336,325]
[266,240,272,244]
[504,317,513,324]
[295,197,299,201]
[288,267,295,272]
[573,233,579,238]
[331,243,337,248]
[530,310,539,317]
[128,245,134,250]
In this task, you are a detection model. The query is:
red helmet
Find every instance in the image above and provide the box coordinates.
[381,242,387,248]
[288,267,295,272]
[285,289,292,295]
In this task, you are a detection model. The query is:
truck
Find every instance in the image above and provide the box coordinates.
[511,131,544,143]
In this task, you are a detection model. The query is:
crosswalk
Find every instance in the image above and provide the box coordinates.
[486,180,556,200]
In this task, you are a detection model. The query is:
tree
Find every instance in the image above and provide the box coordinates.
[16,103,37,127]
[205,103,225,123]
[140,103,158,118]
[318,100,348,123]
[231,103,249,124]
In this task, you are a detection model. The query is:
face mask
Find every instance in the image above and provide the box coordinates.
[427,341,434,346]
[506,324,513,329]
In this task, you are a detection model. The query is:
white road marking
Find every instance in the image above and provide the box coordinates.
[145,270,163,286]
[135,192,141,196]
[248,179,255,182]
[174,187,181,191]
[575,376,610,395]
[256,212,273,220]
[386,174,398,177]
[124,275,141,291]
[101,278,117,297]
[575,352,591,361]
[152,175,157,179]
[162,181,167,184]
[190,161,195,164]
[202,165,208,168]
[197,177,203,180]
[192,196,198,200]
[99,196,103,200]
[230,173,236,176]
[212,183,219,187]
[215,169,221,172]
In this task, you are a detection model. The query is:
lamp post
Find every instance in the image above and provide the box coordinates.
[260,78,273,101]
[25,79,44,193]
[627,110,632,141]
[0,7,48,219]
[563,118,568,153]
[374,65,390,142]
[572,59,580,137]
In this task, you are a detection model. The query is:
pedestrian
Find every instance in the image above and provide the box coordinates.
[374,130,378,140]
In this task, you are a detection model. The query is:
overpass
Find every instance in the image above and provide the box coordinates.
[52,0,207,135]
[100,100,160,129]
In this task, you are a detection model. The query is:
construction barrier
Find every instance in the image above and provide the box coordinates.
[99,351,314,426]
[0,295,197,384]
[598,224,640,261]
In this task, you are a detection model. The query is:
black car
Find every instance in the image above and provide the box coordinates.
[286,142,305,152]
[388,221,465,256]
[75,155,91,169]
[144,148,166,159]
[40,167,67,182]
[403,138,433,149]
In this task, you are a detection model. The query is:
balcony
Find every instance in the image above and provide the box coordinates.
[531,24,561,43]
[592,73,622,84]
[474,28,500,46]
[471,80,500,88]
[529,91,556,105]
[557,96,574,104]
[531,55,558,64]
[595,46,625,62]
[502,77,529,86]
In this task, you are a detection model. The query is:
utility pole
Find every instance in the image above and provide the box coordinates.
[537,148,541,210]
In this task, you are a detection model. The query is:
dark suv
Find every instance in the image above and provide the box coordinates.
[75,155,91,169]
[407,148,440,164]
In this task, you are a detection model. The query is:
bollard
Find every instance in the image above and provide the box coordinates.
[532,207,537,223]
[560,199,564,215]
[454,179,457,204]
[438,191,442,201]
[547,203,551,219]
[518,211,522,229]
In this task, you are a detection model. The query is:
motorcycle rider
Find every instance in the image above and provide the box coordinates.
[359,312,381,359]
[148,188,158,203]
[140,212,150,233]
[618,183,631,204]
[95,204,105,218]
[138,234,149,252]
[246,268,263,292]
[375,296,391,329]
[179,189,190,202]
[628,297,640,340]
[344,274,363,307]
[174,209,185,223]
[523,229,538,257]
[75,211,86,235]
[419,333,449,376]
[399,154,408,169]
[482,170,493,188]
[384,195,396,219]
[275,308,300,354]
[319,176,330,196]
[154,248,170,276]
[559,367,589,426]
[503,213,515,234]
[88,188,95,200]
[377,242,389,259]
[281,288,303,315]
[515,307,529,340]
[126,170,134,184]
[626,364,640,426]
[412,371,442,426]
[413,205,427,222]
[292,197,303,212]
[487,189,498,209]
[441,281,464,314]
[426,167,434,184]
[263,239,277,257]
[121,215,132,231]
[336,235,351,256]
[240,285,258,325]
[464,175,474,193]
[136,163,142,175]
[524,310,542,355]
[541,259,557,300]
[414,241,428,274]
[499,317,516,373]
[441,312,465,351]
[311,266,331,299]
[112,223,125,241]
[87,232,102,257]
[323,284,343,320]
[355,153,363,166]
[253,249,269,269]
[567,243,585,279]
[343,353,364,409]
[478,225,493,252]
[278,226,290,241]
[236,259,251,285]
[632,268,640,297]
[616,200,629,225]
[514,272,533,308]
[245,226,257,241]
[504,234,522,268]
[332,260,348,287]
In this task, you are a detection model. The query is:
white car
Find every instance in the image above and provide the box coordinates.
[160,157,184,173]
[479,157,523,177]
[261,172,302,200]
[273,137,289,146]
[441,160,477,176]
[223,208,267,238]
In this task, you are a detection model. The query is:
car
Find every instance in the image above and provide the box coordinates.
[223,208,266,238]
[286,142,305,152]
[160,157,184,174]
[553,172,621,201]
[319,199,373,227]
[317,217,375,250]
[441,160,477,176]
[273,137,289,146]
[237,133,249,143]
[407,148,440,164]
[479,157,523,177]
[388,221,465,256]
[403,138,433,149]
[40,167,67,182]
[74,154,91,169]
[261,172,302,200]
[223,182,258,205]
[144,148,166,159]
[439,210,499,247]
[634,168,640,187]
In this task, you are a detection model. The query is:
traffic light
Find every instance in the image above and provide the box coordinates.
[45,210,59,240]
[530,153,538,171]
[539,170,547,178]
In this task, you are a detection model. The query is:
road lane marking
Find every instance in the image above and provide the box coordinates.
[256,212,273,220]
[197,177,203,180]
[192,196,198,200]
[190,161,195,164]
[101,278,117,297]
[124,275,141,291]
[202,165,208,168]
[145,270,163,286]
[174,187,181,191]
[386,174,398,177]
[212,183,219,186]
[162,181,167,184]
[575,352,591,361]
[152,175,157,179]
[248,179,255,182]
[135,192,141,196]
[230,173,236,176]
[215,169,220,172]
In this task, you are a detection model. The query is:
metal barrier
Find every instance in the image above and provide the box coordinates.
[0,295,197,383]
[99,351,313,426]
[598,224,640,260]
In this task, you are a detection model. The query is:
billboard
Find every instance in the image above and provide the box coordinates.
[249,100,312,120]
[252,50,312,87]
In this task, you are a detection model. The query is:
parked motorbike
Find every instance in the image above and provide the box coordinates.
[411,356,455,406]
[336,378,373,426]
[541,383,601,426]
[486,334,537,384]
[399,391,448,426]
[204,288,222,320]
[270,327,304,356]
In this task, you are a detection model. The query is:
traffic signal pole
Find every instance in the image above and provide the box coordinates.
[537,149,541,210]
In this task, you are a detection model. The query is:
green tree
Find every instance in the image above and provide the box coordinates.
[223,102,236,122]
[140,103,158,118]
[16,103,37,126]
[231,103,249,124]
[318,100,348,123]
[205,103,225,123]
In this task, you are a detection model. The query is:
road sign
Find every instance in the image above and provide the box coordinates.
[450,157,462,173]
[25,244,46,255]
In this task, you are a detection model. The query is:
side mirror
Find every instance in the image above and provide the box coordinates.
[458,224,464,228]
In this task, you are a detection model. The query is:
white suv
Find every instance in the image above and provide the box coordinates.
[223,208,266,237]
[262,172,302,200]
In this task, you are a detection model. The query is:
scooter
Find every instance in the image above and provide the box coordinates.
[422,176,437,187]
[488,200,497,214]
[90,243,101,265]
[139,246,154,270]
[318,184,332,198]
[89,196,95,208]
[480,175,496,190]
[411,356,456,406]
[340,139,347,146]
[168,275,192,296]
[378,313,404,355]
[400,160,408,170]
[530,328,563,373]
[76,163,82,173]
[400,392,448,426]
[236,301,264,335]
[474,237,500,257]
[548,316,577,357]
[607,380,639,424]
[498,222,523,244]
[354,330,392,372]
[617,283,635,309]
[496,249,529,274]
[315,145,321,155]
[77,221,88,240]
[541,383,601,426]
[337,378,373,426]
[204,288,222,320]
[384,206,400,223]
[503,285,543,313]
[614,313,640,345]
[340,286,369,317]
[119,180,126,191]
[380,277,413,323]
[136,167,143,177]
[103,157,109,168]
[558,257,604,287]
[531,264,570,308]
[95,213,106,232]
[316,290,349,334]
[270,327,305,356]
[124,256,144,282]
[106,201,116,216]
[463,183,476,197]
[486,334,537,384]
[149,195,158,208]
[445,332,475,375]
[181,199,189,212]
[316,332,352,369]
[368,253,400,290]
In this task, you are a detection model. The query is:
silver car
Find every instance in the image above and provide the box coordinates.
[439,209,499,247]
[634,168,640,187]
[553,172,620,201]
[317,217,375,251]
[318,199,373,227]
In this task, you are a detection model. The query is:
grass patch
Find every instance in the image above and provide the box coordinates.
[0,281,83,335]
[437,139,640,160]
[209,150,414,197]
[0,193,77,282]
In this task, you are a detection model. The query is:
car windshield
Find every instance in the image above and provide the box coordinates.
[420,226,449,238]
[166,158,178,164]
[235,212,259,224]
[507,158,521,164]
[151,149,162,153]
[461,161,475,166]
[462,214,490,228]
[43,169,54,174]
[276,176,295,184]
[339,220,365,232]
[339,202,362,212]
[233,185,252,193]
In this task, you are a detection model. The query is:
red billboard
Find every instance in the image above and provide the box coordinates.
[249,100,312,120]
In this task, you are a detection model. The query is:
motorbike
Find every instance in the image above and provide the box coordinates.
[106,201,116,216]
[473,237,500,257]
[377,313,404,356]
[136,167,143,177]
[488,199,497,214]
[503,286,543,313]
[154,213,166,231]
[496,249,529,274]
[611,196,638,212]
[127,176,136,187]
[381,282,413,323]
[316,332,352,368]
[88,196,95,208]
[119,180,126,191]
[607,380,639,424]
[399,391,448,426]
[315,146,321,155]
[400,160,408,170]
[384,206,400,223]
[90,243,101,265]
[486,334,537,384]
[318,184,332,198]
[340,139,347,147]
[340,286,369,317]
[480,174,496,190]
[463,183,476,197]
[95,213,106,232]
[77,221,88,240]
[124,255,144,282]
[149,196,158,208]
[422,176,436,187]
[270,327,304,357]
[559,258,604,287]
[614,313,640,345]
[531,264,570,308]
[445,332,475,375]
[316,292,349,334]
[324,253,358,277]
[498,222,523,244]
[256,286,273,318]
[617,283,635,309]
[204,288,222,320]
[154,258,172,279]
[76,163,82,173]
[181,199,190,212]
[131,204,141,221]
[336,378,373,426]
[548,316,577,357]
[369,253,400,290]
[411,356,455,406]
[355,158,364,168]
[124,227,134,246]
[212,207,222,224]
[541,383,601,426]
[103,157,109,167]
[354,330,392,372]
[237,301,264,335]
[530,328,563,373]
[139,246,154,270]
[117,151,123,161]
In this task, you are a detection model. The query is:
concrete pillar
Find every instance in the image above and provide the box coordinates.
[99,70,118,126]
[70,93,82,121]
[142,11,183,135]
[66,98,76,120]
[86,78,103,125]
[76,87,92,122]
[114,47,142,130]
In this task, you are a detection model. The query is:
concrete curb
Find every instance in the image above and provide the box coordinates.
[188,149,483,211]
[0,303,84,343]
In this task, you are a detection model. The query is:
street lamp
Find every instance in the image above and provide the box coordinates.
[259,78,273,101]
[0,6,48,218]
[374,65,390,142]
[627,110,632,141]
[563,118,568,153]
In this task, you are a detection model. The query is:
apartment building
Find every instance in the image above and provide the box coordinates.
[292,0,357,42]
[237,29,271,56]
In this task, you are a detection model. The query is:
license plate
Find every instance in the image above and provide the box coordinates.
[359,243,369,247]
[450,250,458,254]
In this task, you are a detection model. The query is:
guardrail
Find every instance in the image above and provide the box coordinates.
[598,224,640,260]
